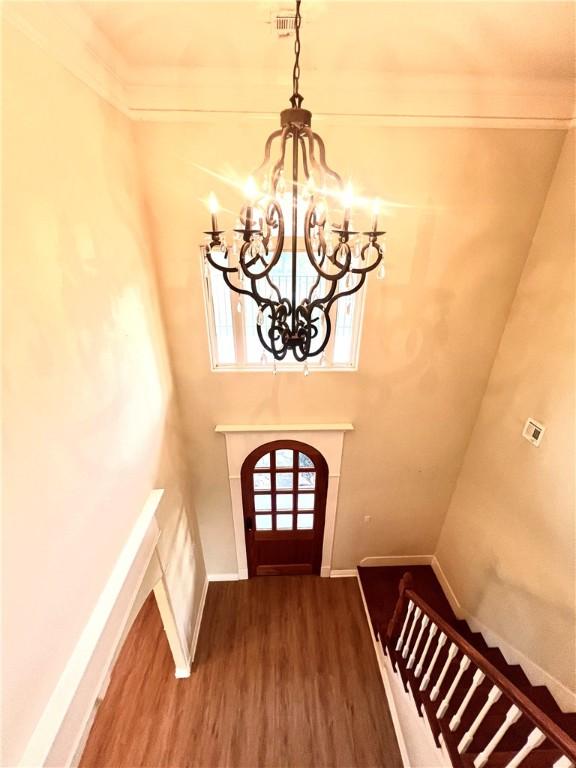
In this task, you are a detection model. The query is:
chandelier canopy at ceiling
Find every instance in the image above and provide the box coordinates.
[202,0,386,366]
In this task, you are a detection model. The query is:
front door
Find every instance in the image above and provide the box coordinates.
[241,440,328,577]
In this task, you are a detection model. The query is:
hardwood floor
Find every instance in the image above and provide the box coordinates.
[80,576,402,768]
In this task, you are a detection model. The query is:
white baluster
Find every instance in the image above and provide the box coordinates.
[395,600,414,652]
[415,623,437,677]
[450,668,485,731]
[458,684,502,753]
[473,704,522,768]
[420,631,447,691]
[408,614,429,669]
[430,642,458,701]
[553,756,575,768]
[402,606,422,659]
[437,654,471,717]
[501,728,545,768]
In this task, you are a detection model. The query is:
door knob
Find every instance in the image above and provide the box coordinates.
[245,516,253,532]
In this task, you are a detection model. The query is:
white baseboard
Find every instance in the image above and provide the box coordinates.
[209,570,359,579]
[69,700,100,768]
[359,555,434,567]
[431,556,465,618]
[432,556,576,713]
[207,573,239,582]
[355,572,449,767]
[330,569,358,577]
[209,569,358,579]
[190,577,209,663]
[382,652,451,767]
[354,573,410,767]
[174,666,191,679]
[465,612,576,712]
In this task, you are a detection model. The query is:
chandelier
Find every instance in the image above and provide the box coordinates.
[202,0,386,364]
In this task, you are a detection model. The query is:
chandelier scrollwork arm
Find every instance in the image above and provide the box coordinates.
[302,204,352,280]
[351,237,386,275]
[311,131,343,187]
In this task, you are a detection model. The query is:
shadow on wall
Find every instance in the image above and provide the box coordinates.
[375,204,455,387]
[466,557,575,690]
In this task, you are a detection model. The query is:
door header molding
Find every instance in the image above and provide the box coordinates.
[215,423,354,433]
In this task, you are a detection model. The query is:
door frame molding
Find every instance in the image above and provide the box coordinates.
[216,424,353,579]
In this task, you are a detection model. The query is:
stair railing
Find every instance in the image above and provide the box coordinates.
[385,573,576,767]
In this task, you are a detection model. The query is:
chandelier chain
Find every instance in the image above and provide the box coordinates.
[291,0,303,108]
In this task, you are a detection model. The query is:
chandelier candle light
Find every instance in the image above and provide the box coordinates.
[202,0,386,364]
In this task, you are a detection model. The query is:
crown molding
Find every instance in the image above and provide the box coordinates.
[3,1,129,115]
[4,2,575,129]
[125,68,575,129]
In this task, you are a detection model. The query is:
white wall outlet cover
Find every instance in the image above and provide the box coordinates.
[522,418,545,446]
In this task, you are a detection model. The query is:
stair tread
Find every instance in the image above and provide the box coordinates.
[461,747,563,768]
[360,568,574,765]
[358,564,455,636]
[547,711,576,738]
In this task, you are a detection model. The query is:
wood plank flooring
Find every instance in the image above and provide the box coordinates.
[80,576,402,768]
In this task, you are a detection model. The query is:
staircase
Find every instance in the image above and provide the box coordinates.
[380,571,576,768]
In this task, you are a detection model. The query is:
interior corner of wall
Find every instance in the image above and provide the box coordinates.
[431,554,464,619]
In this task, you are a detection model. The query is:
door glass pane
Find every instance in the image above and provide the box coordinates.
[298,471,315,490]
[255,514,272,531]
[299,452,314,468]
[255,453,270,469]
[254,494,272,511]
[276,472,293,490]
[276,494,293,511]
[276,449,293,468]
[298,493,315,510]
[276,513,293,530]
[253,473,271,490]
[297,513,314,530]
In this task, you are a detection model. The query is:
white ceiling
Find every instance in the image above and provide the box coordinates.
[81,1,575,80]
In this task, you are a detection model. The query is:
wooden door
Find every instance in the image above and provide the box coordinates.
[241,440,328,577]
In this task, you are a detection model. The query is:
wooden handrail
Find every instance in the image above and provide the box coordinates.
[403,588,576,761]
[386,571,413,645]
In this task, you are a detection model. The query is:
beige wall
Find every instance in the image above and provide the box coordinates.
[436,130,575,697]
[135,119,564,574]
[1,22,204,765]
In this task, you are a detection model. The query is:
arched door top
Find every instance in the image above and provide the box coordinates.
[243,439,328,470]
[241,440,328,577]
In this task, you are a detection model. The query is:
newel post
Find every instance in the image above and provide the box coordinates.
[386,571,414,665]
